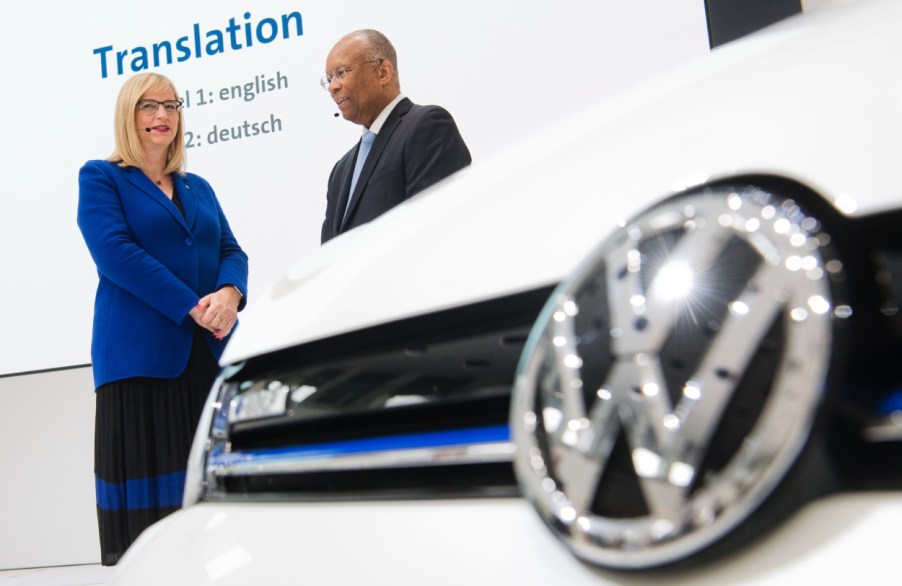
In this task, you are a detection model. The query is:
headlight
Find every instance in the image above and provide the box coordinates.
[183,366,243,507]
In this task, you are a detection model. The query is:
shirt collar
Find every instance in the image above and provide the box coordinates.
[364,93,406,136]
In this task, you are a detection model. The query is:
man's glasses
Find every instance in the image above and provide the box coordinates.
[319,59,384,90]
[136,99,183,114]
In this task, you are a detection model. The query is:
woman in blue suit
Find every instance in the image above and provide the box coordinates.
[77,72,248,565]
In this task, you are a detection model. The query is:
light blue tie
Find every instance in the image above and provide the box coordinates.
[345,130,376,219]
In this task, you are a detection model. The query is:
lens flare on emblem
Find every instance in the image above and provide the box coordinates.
[511,186,835,570]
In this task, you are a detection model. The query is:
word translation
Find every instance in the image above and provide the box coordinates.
[93,11,303,79]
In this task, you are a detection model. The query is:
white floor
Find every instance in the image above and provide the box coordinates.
[0,566,112,586]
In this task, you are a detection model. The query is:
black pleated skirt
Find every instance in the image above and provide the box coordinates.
[94,326,220,566]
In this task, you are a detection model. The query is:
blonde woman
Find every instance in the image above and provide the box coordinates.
[77,72,248,565]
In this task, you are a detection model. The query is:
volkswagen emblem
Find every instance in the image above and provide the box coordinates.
[511,186,840,569]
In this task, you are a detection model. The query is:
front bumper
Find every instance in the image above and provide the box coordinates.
[110,495,902,585]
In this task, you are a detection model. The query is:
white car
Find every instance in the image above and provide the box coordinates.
[112,0,902,583]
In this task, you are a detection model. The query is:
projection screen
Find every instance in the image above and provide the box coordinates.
[0,0,709,376]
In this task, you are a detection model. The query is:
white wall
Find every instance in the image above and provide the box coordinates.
[0,368,99,569]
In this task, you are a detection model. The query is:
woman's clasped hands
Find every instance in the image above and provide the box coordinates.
[189,286,242,340]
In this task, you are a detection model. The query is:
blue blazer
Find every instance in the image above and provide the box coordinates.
[321,98,471,243]
[78,159,248,389]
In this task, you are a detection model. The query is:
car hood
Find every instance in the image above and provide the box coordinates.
[223,0,902,365]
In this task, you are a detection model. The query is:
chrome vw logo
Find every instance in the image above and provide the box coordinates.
[511,187,839,569]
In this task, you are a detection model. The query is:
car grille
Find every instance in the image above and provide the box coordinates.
[199,286,554,501]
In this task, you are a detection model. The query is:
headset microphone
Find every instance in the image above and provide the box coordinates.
[333,113,340,118]
[144,128,152,133]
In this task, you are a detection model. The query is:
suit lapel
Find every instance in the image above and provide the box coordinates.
[173,174,198,229]
[333,147,358,235]
[340,98,413,233]
[127,168,191,233]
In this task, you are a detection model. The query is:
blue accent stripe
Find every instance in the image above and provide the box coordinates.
[878,388,902,414]
[95,471,186,511]
[210,424,511,466]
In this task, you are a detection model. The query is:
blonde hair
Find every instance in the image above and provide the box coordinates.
[107,72,186,175]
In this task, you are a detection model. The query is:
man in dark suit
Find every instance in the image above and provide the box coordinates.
[320,29,472,243]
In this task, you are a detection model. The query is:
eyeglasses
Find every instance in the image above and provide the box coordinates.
[136,99,183,114]
[319,59,383,90]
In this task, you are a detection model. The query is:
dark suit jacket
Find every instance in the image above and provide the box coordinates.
[77,159,248,388]
[321,98,471,243]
